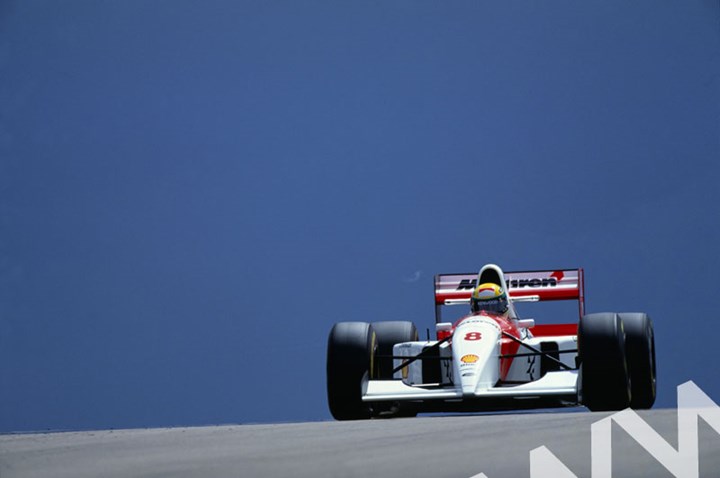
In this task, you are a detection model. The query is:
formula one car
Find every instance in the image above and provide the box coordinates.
[326,264,656,420]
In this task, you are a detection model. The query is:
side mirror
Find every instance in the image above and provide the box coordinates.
[435,322,453,341]
[517,318,535,329]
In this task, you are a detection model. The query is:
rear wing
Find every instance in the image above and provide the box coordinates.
[434,268,585,322]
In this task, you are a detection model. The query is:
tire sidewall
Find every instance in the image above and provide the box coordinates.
[579,313,631,411]
[326,322,376,420]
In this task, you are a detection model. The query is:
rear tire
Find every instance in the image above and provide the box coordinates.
[371,321,419,418]
[326,322,376,420]
[579,313,631,411]
[619,313,656,409]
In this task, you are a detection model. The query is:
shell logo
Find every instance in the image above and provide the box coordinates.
[461,354,479,364]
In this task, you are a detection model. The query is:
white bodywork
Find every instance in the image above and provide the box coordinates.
[363,332,578,404]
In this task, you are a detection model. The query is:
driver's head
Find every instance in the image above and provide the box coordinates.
[471,283,508,314]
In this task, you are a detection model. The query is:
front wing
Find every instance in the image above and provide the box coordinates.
[363,370,579,404]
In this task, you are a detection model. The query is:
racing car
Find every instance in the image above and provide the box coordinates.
[326,264,656,420]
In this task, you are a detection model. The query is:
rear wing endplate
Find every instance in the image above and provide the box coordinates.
[434,268,585,322]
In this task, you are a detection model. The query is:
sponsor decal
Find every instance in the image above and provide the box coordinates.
[457,279,477,290]
[442,360,453,381]
[457,277,559,291]
[526,355,536,381]
[461,354,479,364]
[507,278,558,289]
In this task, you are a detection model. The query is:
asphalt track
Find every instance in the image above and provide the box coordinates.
[1,409,719,478]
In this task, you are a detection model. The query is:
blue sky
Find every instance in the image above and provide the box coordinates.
[1,1,718,432]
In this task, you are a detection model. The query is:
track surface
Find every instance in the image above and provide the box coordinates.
[1,409,719,478]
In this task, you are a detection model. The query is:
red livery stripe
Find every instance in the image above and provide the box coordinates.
[529,323,578,337]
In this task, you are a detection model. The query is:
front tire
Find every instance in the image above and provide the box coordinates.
[620,313,656,409]
[579,313,631,411]
[326,322,376,420]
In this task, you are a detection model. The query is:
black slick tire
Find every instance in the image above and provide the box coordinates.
[619,313,656,409]
[326,322,376,420]
[579,312,631,411]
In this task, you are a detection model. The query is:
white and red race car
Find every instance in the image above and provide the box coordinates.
[326,264,656,420]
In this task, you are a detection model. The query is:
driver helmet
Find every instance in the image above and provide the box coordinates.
[471,283,508,314]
